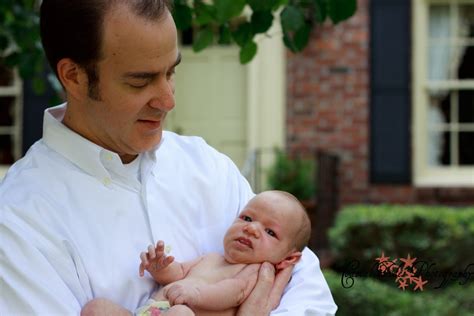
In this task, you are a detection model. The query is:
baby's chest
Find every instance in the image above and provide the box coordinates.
[189,258,244,283]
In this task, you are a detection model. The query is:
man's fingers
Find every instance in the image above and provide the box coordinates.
[139,263,145,277]
[269,265,294,310]
[252,262,275,300]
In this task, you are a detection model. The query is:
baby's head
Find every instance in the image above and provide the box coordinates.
[223,190,311,270]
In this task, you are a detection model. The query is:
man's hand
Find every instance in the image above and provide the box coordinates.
[237,262,294,316]
[164,283,200,307]
[139,240,174,277]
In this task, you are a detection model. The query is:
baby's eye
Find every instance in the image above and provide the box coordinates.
[241,215,252,222]
[265,229,276,237]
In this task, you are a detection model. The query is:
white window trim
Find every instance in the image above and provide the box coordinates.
[0,69,23,180]
[412,0,474,187]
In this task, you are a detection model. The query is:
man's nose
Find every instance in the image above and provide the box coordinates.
[148,78,175,111]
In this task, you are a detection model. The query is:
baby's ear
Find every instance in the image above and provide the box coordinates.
[275,251,302,270]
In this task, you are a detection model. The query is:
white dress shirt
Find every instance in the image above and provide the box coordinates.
[0,104,337,316]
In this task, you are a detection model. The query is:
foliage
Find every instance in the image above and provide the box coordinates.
[324,269,473,316]
[267,148,316,201]
[0,0,45,93]
[328,204,474,289]
[0,0,356,93]
[173,0,357,63]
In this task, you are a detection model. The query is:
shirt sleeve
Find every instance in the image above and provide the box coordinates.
[1,205,85,316]
[271,249,337,316]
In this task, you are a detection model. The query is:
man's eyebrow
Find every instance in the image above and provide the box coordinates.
[122,52,182,79]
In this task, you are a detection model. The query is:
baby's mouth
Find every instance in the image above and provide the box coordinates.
[236,237,253,249]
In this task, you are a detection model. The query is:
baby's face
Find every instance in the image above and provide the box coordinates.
[223,192,300,265]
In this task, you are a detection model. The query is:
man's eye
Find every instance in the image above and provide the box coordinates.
[167,69,176,79]
[241,215,252,222]
[128,82,148,88]
[265,229,276,237]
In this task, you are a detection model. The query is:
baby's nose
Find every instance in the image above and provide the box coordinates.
[244,223,260,237]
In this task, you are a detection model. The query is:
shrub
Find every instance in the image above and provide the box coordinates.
[267,148,316,201]
[328,205,474,290]
[324,269,472,316]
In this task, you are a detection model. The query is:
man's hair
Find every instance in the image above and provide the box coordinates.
[270,191,312,252]
[40,0,172,99]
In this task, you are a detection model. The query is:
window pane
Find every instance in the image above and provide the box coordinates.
[459,90,474,123]
[0,97,15,126]
[456,45,474,79]
[429,91,451,123]
[428,43,455,80]
[459,4,474,38]
[459,132,474,165]
[429,5,451,39]
[428,130,446,166]
[0,63,13,86]
[0,135,14,164]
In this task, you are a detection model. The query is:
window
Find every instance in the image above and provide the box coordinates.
[413,0,474,186]
[0,63,23,179]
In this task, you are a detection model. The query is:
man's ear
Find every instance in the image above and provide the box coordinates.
[56,58,88,100]
[275,251,302,270]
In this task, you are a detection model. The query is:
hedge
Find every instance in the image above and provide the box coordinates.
[328,205,474,290]
[324,269,473,316]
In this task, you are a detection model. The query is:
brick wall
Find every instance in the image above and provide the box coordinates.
[286,0,474,207]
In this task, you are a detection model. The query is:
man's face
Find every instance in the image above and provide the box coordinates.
[223,192,300,265]
[78,5,179,162]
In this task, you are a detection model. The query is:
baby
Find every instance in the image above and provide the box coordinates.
[82,190,311,316]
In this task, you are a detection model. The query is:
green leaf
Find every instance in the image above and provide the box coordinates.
[32,77,46,94]
[240,40,257,64]
[247,0,278,11]
[4,52,21,67]
[251,10,274,34]
[328,0,357,24]
[0,34,9,50]
[194,2,216,26]
[192,27,214,52]
[172,4,193,30]
[314,0,328,23]
[283,31,297,53]
[293,24,311,51]
[218,24,232,45]
[232,22,252,47]
[214,0,246,23]
[280,6,305,33]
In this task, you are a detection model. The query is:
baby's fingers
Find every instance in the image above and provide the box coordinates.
[140,251,149,267]
[147,244,156,259]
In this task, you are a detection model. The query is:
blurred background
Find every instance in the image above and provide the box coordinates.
[1,0,473,314]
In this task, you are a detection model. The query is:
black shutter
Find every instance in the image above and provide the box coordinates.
[370,0,411,183]
[22,67,57,155]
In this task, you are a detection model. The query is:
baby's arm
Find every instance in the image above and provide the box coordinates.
[139,240,201,285]
[165,263,260,310]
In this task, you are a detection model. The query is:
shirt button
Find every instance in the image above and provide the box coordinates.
[105,153,113,161]
[103,177,112,186]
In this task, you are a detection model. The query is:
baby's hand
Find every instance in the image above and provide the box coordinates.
[139,240,174,277]
[164,283,200,307]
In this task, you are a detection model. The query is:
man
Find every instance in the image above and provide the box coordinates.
[0,0,337,315]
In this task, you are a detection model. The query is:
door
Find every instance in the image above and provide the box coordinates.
[167,46,248,169]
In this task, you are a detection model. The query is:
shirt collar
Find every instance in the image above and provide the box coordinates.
[42,103,161,184]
